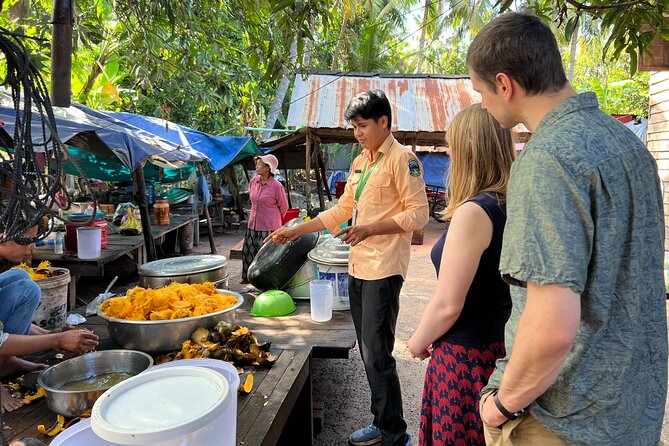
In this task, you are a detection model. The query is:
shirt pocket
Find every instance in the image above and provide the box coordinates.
[366,175,392,204]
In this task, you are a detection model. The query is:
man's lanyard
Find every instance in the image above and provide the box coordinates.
[352,152,384,225]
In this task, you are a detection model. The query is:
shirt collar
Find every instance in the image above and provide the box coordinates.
[534,92,599,134]
[363,133,395,162]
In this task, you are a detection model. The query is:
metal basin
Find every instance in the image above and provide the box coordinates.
[38,350,153,417]
[97,290,244,354]
[138,255,229,289]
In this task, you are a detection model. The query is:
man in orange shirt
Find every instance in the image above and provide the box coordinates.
[269,90,429,446]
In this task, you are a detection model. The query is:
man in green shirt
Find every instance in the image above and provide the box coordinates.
[467,12,667,445]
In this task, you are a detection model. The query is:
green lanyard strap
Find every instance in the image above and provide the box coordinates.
[354,152,384,202]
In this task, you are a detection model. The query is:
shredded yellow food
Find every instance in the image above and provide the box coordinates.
[101,282,238,321]
[12,261,52,280]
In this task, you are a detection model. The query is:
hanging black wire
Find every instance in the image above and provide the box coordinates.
[0,27,69,245]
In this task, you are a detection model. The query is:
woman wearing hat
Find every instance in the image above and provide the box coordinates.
[241,154,288,284]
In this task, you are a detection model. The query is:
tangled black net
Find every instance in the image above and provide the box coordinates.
[0,27,69,246]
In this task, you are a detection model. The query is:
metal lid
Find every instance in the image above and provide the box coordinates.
[307,234,349,266]
[138,255,228,277]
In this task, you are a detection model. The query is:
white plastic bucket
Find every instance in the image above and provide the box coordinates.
[314,263,350,310]
[51,419,116,446]
[77,226,101,259]
[91,366,234,446]
[151,358,239,445]
[309,280,333,322]
[32,268,71,330]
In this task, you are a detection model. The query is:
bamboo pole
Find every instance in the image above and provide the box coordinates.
[197,163,217,255]
[132,166,156,262]
[305,131,312,211]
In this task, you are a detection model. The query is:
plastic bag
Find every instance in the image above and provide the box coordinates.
[119,208,142,235]
[113,202,138,226]
[66,313,87,325]
[85,292,114,316]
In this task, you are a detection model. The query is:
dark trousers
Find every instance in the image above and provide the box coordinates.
[349,275,408,446]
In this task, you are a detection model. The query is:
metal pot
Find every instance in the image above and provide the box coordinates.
[138,255,228,288]
[97,290,244,353]
[38,350,153,417]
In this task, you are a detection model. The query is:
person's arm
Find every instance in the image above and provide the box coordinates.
[276,182,289,218]
[266,216,326,244]
[481,283,580,426]
[407,202,492,358]
[0,329,99,357]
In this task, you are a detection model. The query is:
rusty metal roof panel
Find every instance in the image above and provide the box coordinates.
[287,72,481,133]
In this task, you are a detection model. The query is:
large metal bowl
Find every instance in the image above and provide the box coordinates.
[38,350,153,417]
[97,290,244,353]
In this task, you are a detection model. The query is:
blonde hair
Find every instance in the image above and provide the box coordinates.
[442,103,515,220]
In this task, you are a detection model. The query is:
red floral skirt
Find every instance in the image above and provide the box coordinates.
[419,340,505,446]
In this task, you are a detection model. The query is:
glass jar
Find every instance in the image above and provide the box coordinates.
[154,200,170,226]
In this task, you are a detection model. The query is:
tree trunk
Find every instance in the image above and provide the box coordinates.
[568,16,580,82]
[415,0,431,73]
[51,0,73,107]
[331,9,350,70]
[262,38,298,140]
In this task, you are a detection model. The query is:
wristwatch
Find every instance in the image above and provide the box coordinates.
[492,389,526,420]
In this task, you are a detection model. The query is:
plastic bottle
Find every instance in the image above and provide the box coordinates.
[54,232,64,254]
[154,200,170,225]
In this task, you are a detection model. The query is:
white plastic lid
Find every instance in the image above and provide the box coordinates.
[91,366,229,445]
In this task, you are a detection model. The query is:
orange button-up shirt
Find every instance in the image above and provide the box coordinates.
[320,134,429,280]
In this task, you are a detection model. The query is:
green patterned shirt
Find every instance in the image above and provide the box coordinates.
[485,93,667,445]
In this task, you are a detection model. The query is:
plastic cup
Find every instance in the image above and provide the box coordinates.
[77,226,102,259]
[309,280,333,322]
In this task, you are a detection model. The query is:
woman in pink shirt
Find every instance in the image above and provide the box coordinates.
[241,154,288,283]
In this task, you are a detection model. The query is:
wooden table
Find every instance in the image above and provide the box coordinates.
[4,313,315,446]
[237,294,357,359]
[32,214,197,308]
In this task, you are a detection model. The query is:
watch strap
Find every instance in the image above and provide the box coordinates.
[493,390,525,420]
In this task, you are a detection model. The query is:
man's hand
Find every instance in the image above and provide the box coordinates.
[56,329,99,353]
[334,225,373,246]
[406,336,430,360]
[481,392,509,428]
[264,227,301,245]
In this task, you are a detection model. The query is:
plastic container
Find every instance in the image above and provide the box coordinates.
[91,366,234,445]
[281,208,300,225]
[151,358,239,446]
[32,267,71,330]
[77,226,102,260]
[54,231,64,255]
[309,280,333,322]
[335,180,347,198]
[145,181,155,205]
[153,200,170,226]
[308,235,350,310]
[66,220,107,251]
[51,419,115,445]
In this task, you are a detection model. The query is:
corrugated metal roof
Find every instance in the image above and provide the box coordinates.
[286,72,480,133]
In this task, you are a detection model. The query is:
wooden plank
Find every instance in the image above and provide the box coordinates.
[237,349,295,442]
[239,349,311,446]
[230,238,244,260]
[236,296,356,359]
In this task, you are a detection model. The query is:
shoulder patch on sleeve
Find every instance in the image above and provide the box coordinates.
[408,158,421,177]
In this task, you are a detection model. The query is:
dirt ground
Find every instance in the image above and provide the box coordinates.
[76,218,669,444]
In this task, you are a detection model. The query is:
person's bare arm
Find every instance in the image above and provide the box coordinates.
[0,330,99,357]
[266,217,326,244]
[481,283,580,426]
[407,202,492,358]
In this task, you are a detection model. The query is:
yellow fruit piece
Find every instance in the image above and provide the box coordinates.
[238,374,254,394]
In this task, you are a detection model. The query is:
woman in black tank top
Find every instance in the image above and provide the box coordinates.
[407,104,515,446]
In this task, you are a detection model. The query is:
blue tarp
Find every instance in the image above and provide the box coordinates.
[0,93,205,172]
[417,152,450,189]
[108,112,263,170]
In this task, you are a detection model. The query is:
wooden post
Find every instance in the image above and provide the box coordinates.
[197,163,218,255]
[317,150,332,202]
[280,150,292,208]
[51,0,73,107]
[305,130,312,211]
[313,142,325,210]
[132,166,157,262]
